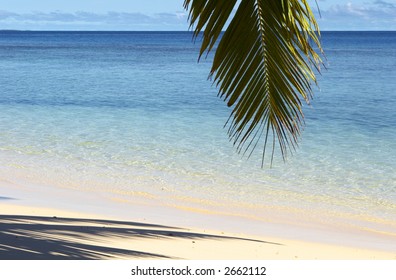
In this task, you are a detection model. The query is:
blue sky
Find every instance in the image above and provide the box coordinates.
[0,0,395,31]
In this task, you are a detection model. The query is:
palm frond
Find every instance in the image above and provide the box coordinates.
[184,0,323,166]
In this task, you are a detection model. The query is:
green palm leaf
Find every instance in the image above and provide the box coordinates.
[184,0,323,166]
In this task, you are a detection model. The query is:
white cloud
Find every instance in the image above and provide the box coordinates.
[374,0,396,9]
[0,10,189,30]
[314,1,396,30]
[1,1,395,31]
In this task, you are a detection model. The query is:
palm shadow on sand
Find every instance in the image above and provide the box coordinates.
[0,215,282,259]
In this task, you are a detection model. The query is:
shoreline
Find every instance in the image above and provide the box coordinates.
[1,178,396,260]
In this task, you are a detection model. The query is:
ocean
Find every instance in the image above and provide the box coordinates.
[0,31,395,233]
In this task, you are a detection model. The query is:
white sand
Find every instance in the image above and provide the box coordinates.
[1,177,395,260]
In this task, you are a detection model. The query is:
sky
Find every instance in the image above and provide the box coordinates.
[0,0,395,31]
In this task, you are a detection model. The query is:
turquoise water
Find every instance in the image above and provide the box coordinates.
[0,31,395,228]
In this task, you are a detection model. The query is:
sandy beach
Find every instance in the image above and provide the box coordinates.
[1,178,395,260]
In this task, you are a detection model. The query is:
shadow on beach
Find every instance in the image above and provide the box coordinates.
[0,197,15,200]
[0,215,282,260]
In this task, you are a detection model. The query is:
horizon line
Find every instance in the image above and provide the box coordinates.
[1,29,396,32]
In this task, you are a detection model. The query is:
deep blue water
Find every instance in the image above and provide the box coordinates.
[0,31,395,227]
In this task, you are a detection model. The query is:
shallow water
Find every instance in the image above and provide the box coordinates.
[0,31,395,230]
